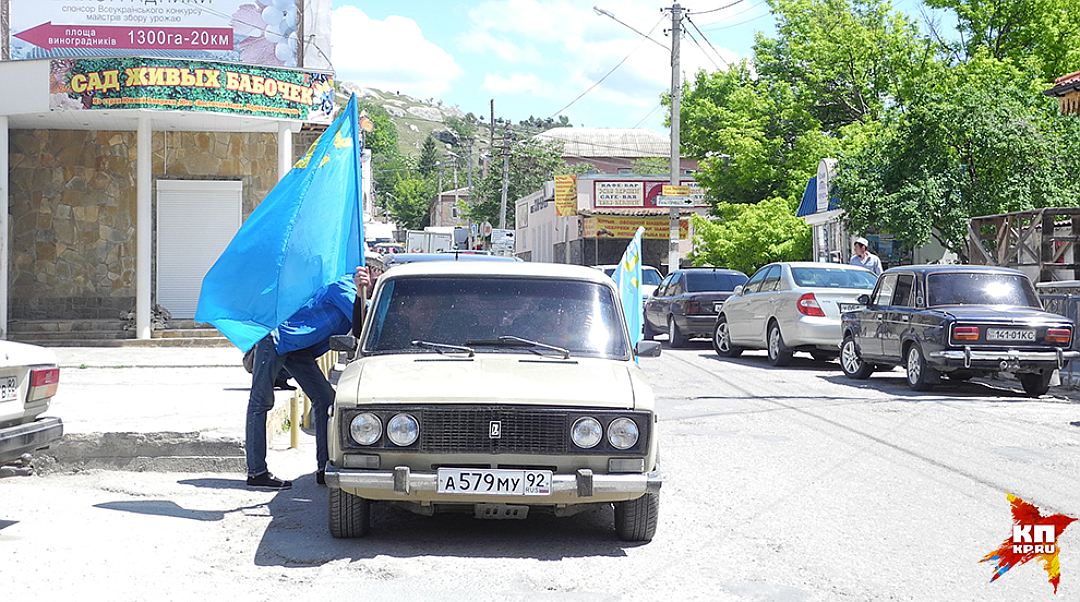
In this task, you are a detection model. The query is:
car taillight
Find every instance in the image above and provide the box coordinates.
[952,326,980,342]
[28,367,60,401]
[686,300,703,315]
[796,293,825,317]
[1047,328,1072,345]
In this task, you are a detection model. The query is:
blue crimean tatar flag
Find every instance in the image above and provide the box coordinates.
[195,94,366,352]
[612,226,646,359]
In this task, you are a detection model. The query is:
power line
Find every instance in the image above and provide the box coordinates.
[631,103,665,129]
[689,0,747,16]
[685,14,731,68]
[700,4,773,31]
[683,21,724,70]
[546,15,666,120]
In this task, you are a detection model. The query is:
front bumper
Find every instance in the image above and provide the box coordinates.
[325,465,663,505]
[0,417,63,463]
[929,348,1079,371]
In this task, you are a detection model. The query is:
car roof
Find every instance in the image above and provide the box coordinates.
[383,252,520,265]
[773,261,873,271]
[592,264,661,271]
[884,264,1026,276]
[676,267,745,274]
[381,260,618,284]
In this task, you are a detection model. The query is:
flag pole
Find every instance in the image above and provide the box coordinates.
[350,94,367,338]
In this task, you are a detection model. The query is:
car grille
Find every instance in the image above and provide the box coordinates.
[419,407,569,454]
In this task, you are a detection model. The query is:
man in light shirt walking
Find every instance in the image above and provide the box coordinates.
[850,236,883,276]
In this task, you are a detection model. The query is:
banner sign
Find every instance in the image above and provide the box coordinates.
[49,57,335,123]
[7,0,300,67]
[583,216,689,240]
[590,179,708,210]
[554,174,577,217]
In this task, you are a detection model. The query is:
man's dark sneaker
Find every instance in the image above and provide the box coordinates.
[247,472,292,490]
[316,470,325,486]
[273,378,296,391]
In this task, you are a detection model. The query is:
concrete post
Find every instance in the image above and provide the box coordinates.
[277,121,292,182]
[136,116,152,339]
[0,115,8,339]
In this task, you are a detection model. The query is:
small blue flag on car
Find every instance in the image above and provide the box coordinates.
[195,94,366,352]
[612,226,646,360]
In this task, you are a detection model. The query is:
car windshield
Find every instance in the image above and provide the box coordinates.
[927,272,1040,308]
[684,271,748,292]
[791,267,877,289]
[364,276,631,360]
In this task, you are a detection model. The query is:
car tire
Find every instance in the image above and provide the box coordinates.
[668,316,687,348]
[1019,372,1053,397]
[643,316,656,341]
[766,322,793,367]
[810,351,837,363]
[614,492,659,542]
[840,334,875,379]
[329,487,370,538]
[712,316,742,358]
[905,344,939,391]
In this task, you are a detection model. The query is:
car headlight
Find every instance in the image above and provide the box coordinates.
[349,412,382,445]
[387,413,419,446]
[571,417,603,449]
[607,417,639,450]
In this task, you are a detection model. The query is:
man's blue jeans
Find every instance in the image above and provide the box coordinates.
[246,336,334,477]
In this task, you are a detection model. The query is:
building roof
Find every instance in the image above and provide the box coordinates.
[535,128,670,158]
[796,176,840,217]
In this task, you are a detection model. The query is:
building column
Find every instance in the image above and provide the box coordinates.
[135,116,152,339]
[0,116,8,339]
[277,121,292,182]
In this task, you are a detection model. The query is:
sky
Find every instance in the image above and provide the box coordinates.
[330,0,940,131]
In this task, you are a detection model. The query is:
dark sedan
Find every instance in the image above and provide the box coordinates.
[644,268,748,347]
[839,265,1078,397]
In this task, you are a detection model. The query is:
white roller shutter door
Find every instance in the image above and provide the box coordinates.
[156,180,242,319]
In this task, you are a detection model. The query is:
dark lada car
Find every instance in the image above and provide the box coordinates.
[644,268,748,348]
[839,265,1078,397]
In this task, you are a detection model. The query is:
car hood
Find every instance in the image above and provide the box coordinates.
[937,306,1070,325]
[339,354,642,410]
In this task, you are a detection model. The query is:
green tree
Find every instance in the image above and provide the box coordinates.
[631,157,671,175]
[417,134,440,178]
[385,175,432,231]
[688,198,812,274]
[836,56,1080,257]
[926,0,1080,80]
[358,100,398,157]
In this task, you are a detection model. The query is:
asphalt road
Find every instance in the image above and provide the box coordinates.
[3,342,1080,601]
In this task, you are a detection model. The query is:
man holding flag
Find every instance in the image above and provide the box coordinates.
[612,227,647,361]
[195,94,370,489]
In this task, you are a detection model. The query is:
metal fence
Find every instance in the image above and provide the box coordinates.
[1036,281,1080,387]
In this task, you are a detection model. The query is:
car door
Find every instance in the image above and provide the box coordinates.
[725,267,767,342]
[750,265,782,344]
[645,275,672,331]
[882,272,915,359]
[663,274,686,329]
[859,273,896,359]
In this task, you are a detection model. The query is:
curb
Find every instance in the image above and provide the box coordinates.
[34,432,246,474]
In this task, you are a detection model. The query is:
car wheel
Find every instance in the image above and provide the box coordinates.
[840,335,875,379]
[668,316,687,348]
[767,322,793,367]
[810,351,837,363]
[614,492,659,542]
[643,316,656,341]
[329,487,370,538]
[1019,372,1053,397]
[905,344,939,391]
[712,316,742,358]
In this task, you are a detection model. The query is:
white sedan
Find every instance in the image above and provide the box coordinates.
[0,341,62,476]
[713,262,878,365]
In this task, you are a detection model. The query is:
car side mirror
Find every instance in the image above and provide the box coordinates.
[330,334,357,353]
[636,340,662,358]
[733,285,744,296]
[856,294,871,305]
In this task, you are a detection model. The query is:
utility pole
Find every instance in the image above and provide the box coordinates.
[489,99,496,153]
[665,3,683,273]
[498,124,511,230]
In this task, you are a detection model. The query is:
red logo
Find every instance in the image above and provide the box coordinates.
[981,493,1076,594]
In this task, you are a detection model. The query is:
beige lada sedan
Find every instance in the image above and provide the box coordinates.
[325,261,663,541]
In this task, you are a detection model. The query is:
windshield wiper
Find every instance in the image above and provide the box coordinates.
[465,336,571,359]
[410,340,475,357]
